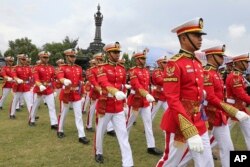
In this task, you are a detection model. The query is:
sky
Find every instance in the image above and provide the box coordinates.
[0,0,250,59]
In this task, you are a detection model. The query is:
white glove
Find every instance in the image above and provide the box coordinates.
[115,91,126,100]
[125,84,131,89]
[16,78,23,84]
[53,92,57,97]
[39,85,46,92]
[146,94,155,102]
[63,79,72,86]
[235,111,250,121]
[7,77,13,82]
[187,134,204,153]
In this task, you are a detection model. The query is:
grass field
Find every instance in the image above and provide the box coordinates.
[0,83,247,167]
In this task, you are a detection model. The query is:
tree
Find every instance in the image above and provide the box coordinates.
[42,36,79,66]
[4,37,39,64]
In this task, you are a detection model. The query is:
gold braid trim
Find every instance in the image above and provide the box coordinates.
[220,102,238,117]
[178,114,198,139]
[138,89,149,97]
[106,86,119,96]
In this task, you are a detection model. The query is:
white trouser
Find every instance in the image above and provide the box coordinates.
[95,111,134,167]
[179,124,233,167]
[10,91,33,116]
[0,88,12,107]
[228,117,250,150]
[83,92,90,112]
[58,100,86,138]
[151,100,168,121]
[239,118,250,150]
[157,131,214,167]
[29,93,58,125]
[127,106,155,148]
[86,99,97,128]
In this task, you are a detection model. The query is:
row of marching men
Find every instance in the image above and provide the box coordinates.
[2,18,250,167]
[155,17,250,167]
[0,44,166,167]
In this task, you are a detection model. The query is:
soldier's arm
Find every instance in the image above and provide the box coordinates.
[97,65,119,95]
[152,69,164,86]
[129,68,149,97]
[231,74,250,104]
[163,61,198,140]
[204,71,238,117]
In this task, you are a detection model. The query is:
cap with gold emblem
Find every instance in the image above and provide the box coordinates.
[64,48,78,56]
[93,52,104,60]
[171,17,207,36]
[156,56,168,64]
[233,53,250,62]
[38,51,51,57]
[132,48,149,59]
[4,56,14,61]
[17,54,28,59]
[56,59,64,64]
[202,45,226,56]
[103,42,121,52]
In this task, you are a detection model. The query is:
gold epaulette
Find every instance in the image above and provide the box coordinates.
[97,63,108,67]
[203,66,212,71]
[170,53,183,61]
[117,63,124,68]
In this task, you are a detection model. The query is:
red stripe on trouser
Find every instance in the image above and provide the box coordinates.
[57,100,62,132]
[156,132,171,167]
[179,134,216,163]
[94,112,99,155]
[126,106,131,126]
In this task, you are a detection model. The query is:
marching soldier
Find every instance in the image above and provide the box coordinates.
[29,51,58,129]
[56,48,90,144]
[0,56,15,110]
[54,59,65,96]
[151,56,168,121]
[94,42,133,167]
[10,54,33,119]
[126,50,163,156]
[180,45,249,167]
[225,53,250,150]
[85,55,102,132]
[157,18,214,167]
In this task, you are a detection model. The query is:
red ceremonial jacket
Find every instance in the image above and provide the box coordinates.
[160,49,207,142]
[32,64,55,95]
[151,68,167,101]
[12,65,32,92]
[1,65,14,88]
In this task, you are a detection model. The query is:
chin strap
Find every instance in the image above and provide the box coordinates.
[185,33,198,51]
[212,55,221,68]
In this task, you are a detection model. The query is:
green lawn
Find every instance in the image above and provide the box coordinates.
[0,82,247,167]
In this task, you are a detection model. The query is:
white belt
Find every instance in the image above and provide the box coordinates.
[130,89,135,94]
[226,98,235,104]
[203,100,208,106]
[62,85,79,91]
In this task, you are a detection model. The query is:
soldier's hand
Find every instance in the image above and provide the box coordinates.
[63,79,72,86]
[39,85,46,92]
[235,111,250,121]
[16,78,23,84]
[146,94,155,102]
[125,84,131,89]
[7,77,13,82]
[115,91,126,100]
[53,91,57,97]
[187,134,204,153]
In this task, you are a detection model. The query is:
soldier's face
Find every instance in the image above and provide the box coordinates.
[41,56,49,64]
[136,57,146,66]
[67,55,76,64]
[180,33,203,51]
[109,51,120,62]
